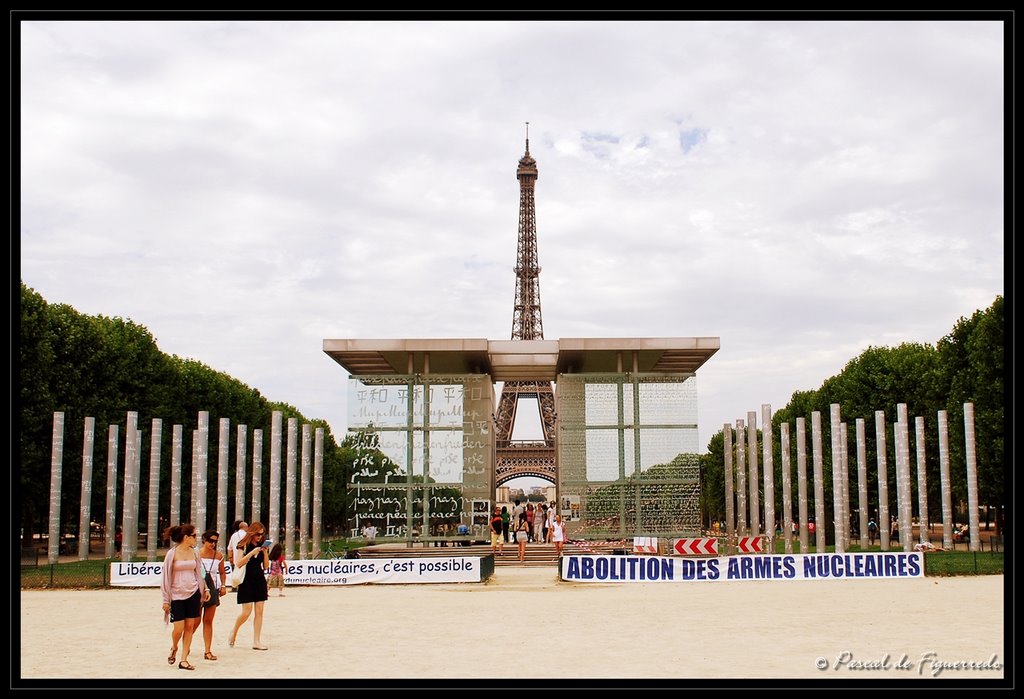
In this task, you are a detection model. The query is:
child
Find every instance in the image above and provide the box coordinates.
[267,542,286,597]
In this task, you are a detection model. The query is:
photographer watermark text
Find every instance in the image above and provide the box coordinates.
[816,651,1002,676]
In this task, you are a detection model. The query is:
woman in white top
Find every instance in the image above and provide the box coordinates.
[551,515,566,556]
[160,524,209,671]
[198,530,227,661]
[545,503,557,543]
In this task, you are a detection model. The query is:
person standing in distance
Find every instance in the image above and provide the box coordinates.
[546,502,557,543]
[225,520,248,594]
[515,512,530,563]
[362,521,377,545]
[551,514,566,556]
[267,542,286,597]
[490,507,504,557]
[227,521,248,568]
[501,505,511,544]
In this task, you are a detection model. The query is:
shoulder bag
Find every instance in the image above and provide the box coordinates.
[201,557,220,608]
[227,553,246,587]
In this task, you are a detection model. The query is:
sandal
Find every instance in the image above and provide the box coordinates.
[178,661,195,671]
[228,635,235,648]
[204,651,218,661]
[252,645,269,651]
[167,648,177,665]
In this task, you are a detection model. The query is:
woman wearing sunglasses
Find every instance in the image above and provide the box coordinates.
[227,521,271,650]
[160,523,210,670]
[198,530,227,661]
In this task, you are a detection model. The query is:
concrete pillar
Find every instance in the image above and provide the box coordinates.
[896,404,913,551]
[217,418,230,547]
[875,411,890,551]
[286,417,298,559]
[780,422,792,554]
[78,417,95,561]
[313,427,324,558]
[47,412,65,565]
[964,403,980,552]
[252,428,264,525]
[811,411,826,552]
[121,411,140,561]
[796,417,809,553]
[269,412,282,545]
[746,411,760,538]
[914,416,930,544]
[735,419,747,537]
[723,423,735,540]
[761,404,775,543]
[104,424,119,559]
[841,421,851,549]
[829,404,845,553]
[170,425,183,528]
[937,410,954,549]
[146,418,162,561]
[855,418,868,550]
[235,424,248,524]
[300,423,312,559]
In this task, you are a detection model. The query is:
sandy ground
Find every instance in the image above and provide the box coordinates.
[16,568,1008,686]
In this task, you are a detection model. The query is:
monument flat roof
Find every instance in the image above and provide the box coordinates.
[322,337,720,381]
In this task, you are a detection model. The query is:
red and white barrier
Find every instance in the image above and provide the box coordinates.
[737,536,764,553]
[673,537,719,555]
[633,537,658,553]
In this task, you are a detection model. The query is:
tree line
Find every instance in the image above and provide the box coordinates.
[19,282,1005,545]
[18,281,369,546]
[698,295,1005,537]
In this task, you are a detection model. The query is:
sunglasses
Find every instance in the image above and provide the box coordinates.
[206,538,218,543]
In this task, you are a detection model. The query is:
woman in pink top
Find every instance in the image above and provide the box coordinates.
[160,524,209,670]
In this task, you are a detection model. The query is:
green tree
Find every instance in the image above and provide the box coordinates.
[17,282,351,544]
[713,296,1004,542]
[937,295,1004,530]
[19,284,54,544]
[700,430,725,528]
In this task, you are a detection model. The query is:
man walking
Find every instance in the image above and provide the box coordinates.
[225,520,247,593]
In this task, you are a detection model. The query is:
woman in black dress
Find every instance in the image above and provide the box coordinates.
[228,521,271,650]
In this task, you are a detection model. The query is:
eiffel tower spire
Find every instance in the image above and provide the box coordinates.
[512,123,543,341]
[494,123,557,487]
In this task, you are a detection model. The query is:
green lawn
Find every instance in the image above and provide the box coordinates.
[921,550,1004,576]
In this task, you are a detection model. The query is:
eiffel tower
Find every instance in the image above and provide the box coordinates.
[494,125,558,486]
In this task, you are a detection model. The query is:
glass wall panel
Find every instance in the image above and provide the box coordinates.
[346,374,493,541]
[558,373,701,540]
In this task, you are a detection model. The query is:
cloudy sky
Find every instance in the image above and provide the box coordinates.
[18,18,1005,469]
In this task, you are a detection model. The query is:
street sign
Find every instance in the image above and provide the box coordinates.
[672,538,719,555]
[737,536,764,553]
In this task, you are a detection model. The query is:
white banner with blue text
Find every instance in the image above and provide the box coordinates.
[111,556,485,586]
[560,552,925,582]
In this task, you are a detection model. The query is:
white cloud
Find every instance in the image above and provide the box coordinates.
[19,17,1005,457]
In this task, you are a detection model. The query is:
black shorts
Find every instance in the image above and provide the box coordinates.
[169,589,202,622]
